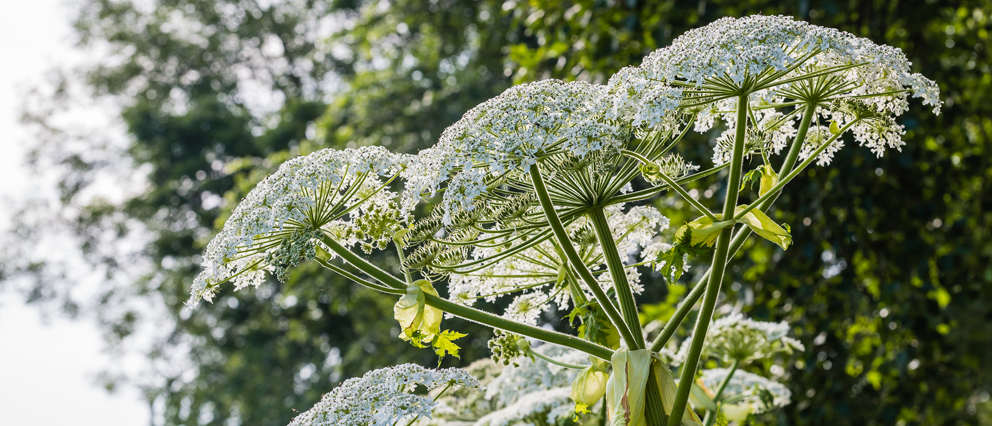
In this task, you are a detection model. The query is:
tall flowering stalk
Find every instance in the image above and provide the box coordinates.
[188,15,939,426]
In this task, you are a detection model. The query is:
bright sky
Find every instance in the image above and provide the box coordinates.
[0,1,150,424]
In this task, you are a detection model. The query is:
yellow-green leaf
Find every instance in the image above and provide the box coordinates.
[735,205,792,250]
[606,348,652,426]
[393,279,442,343]
[758,164,778,197]
[432,330,466,359]
[675,216,735,248]
[651,356,703,426]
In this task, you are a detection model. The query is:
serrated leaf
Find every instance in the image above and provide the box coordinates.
[432,330,467,360]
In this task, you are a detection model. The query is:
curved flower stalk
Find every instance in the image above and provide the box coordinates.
[287,363,480,426]
[188,146,406,306]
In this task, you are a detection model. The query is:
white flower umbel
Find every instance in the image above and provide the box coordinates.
[699,368,792,414]
[288,363,480,426]
[474,387,573,426]
[611,15,940,163]
[419,346,585,426]
[798,125,845,166]
[675,313,804,365]
[188,146,406,307]
[637,15,940,110]
[401,79,624,223]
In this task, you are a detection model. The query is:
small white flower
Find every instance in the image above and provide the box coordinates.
[401,79,624,223]
[288,363,480,426]
[189,146,406,307]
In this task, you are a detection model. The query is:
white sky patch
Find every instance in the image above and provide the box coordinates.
[0,1,150,424]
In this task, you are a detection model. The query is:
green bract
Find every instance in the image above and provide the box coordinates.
[393,279,442,344]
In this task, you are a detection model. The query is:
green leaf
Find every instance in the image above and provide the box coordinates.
[657,227,718,283]
[758,164,779,197]
[432,330,467,360]
[735,205,792,250]
[741,168,762,192]
[393,279,443,344]
[569,301,620,349]
[675,216,736,247]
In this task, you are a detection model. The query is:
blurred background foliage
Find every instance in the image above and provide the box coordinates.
[3,0,990,425]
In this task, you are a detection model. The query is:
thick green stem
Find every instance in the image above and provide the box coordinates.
[589,207,646,349]
[648,102,817,353]
[321,235,614,360]
[426,294,613,360]
[529,165,640,349]
[666,94,750,426]
[646,368,669,426]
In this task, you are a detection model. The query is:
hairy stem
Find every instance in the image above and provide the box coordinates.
[589,207,646,349]
[667,94,749,426]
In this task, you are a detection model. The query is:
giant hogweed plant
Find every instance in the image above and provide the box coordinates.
[187,16,940,426]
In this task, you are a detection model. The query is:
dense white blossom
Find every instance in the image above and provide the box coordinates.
[675,313,804,365]
[288,364,480,426]
[798,125,845,166]
[188,146,406,307]
[636,15,940,112]
[601,15,941,164]
[474,387,573,426]
[417,346,585,426]
[699,368,792,414]
[606,66,684,130]
[401,79,624,223]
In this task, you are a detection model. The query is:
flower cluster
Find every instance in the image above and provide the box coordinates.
[188,146,405,306]
[699,368,792,414]
[417,345,585,426]
[401,79,624,223]
[288,363,479,426]
[675,313,804,365]
[638,15,940,109]
[610,14,940,162]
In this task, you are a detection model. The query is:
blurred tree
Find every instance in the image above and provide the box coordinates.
[4,0,989,425]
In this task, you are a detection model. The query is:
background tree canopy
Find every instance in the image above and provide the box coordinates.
[4,0,989,425]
